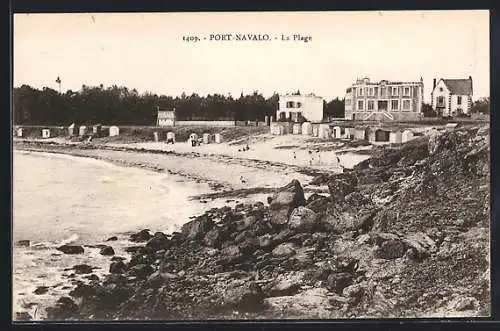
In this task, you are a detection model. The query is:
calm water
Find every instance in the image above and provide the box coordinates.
[12,150,229,319]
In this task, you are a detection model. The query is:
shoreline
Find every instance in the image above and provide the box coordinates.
[13,125,491,320]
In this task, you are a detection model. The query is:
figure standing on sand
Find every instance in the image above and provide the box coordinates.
[293,151,297,161]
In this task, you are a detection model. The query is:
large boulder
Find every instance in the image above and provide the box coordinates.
[374,239,407,260]
[204,227,222,247]
[128,264,154,279]
[288,206,320,232]
[57,245,84,255]
[328,178,357,203]
[269,180,306,226]
[223,282,264,312]
[323,208,378,234]
[272,242,297,258]
[181,215,214,241]
[217,245,243,266]
[326,272,353,295]
[130,229,153,243]
[305,194,330,213]
[109,261,126,274]
[145,232,170,251]
[99,245,115,256]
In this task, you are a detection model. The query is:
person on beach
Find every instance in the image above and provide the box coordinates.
[293,151,297,161]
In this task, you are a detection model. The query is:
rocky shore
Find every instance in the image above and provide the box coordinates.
[24,125,490,320]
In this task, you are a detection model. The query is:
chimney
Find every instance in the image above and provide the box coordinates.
[469,75,472,80]
[433,78,436,89]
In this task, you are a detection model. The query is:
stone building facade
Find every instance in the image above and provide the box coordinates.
[344,77,424,121]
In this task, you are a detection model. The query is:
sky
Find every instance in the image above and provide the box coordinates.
[13,10,490,102]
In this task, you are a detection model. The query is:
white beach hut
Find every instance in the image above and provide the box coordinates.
[292,123,302,135]
[312,124,319,137]
[166,131,175,144]
[343,127,354,139]
[333,126,342,139]
[214,133,222,144]
[153,132,159,142]
[389,130,403,144]
[402,129,414,143]
[41,129,50,139]
[93,124,102,136]
[68,123,76,136]
[16,127,24,137]
[109,126,120,137]
[301,122,312,136]
[270,122,282,135]
[79,125,88,136]
[318,124,330,139]
[202,133,212,144]
[188,133,199,146]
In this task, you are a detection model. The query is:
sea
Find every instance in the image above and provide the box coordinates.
[12,150,235,320]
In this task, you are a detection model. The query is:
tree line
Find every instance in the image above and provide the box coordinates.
[13,84,346,125]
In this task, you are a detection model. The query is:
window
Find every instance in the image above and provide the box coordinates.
[380,87,387,97]
[391,100,399,110]
[358,100,364,111]
[439,87,443,92]
[457,96,462,105]
[404,87,410,96]
[345,99,351,106]
[297,102,302,108]
[403,100,411,110]
[392,87,398,96]
[437,96,445,107]
[286,101,294,108]
[369,87,374,96]
[368,100,374,110]
[358,88,364,96]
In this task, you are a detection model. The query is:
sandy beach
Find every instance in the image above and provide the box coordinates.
[14,134,372,198]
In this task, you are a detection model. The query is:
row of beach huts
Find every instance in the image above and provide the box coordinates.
[14,124,226,146]
[15,124,121,139]
[270,122,415,144]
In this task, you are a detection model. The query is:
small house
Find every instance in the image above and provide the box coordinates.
[389,130,403,144]
[402,129,414,142]
[109,126,120,137]
[431,77,473,117]
[41,129,50,139]
[301,122,312,135]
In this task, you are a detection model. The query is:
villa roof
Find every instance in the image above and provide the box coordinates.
[442,78,473,95]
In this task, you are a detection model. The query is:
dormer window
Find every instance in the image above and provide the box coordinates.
[439,87,443,92]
